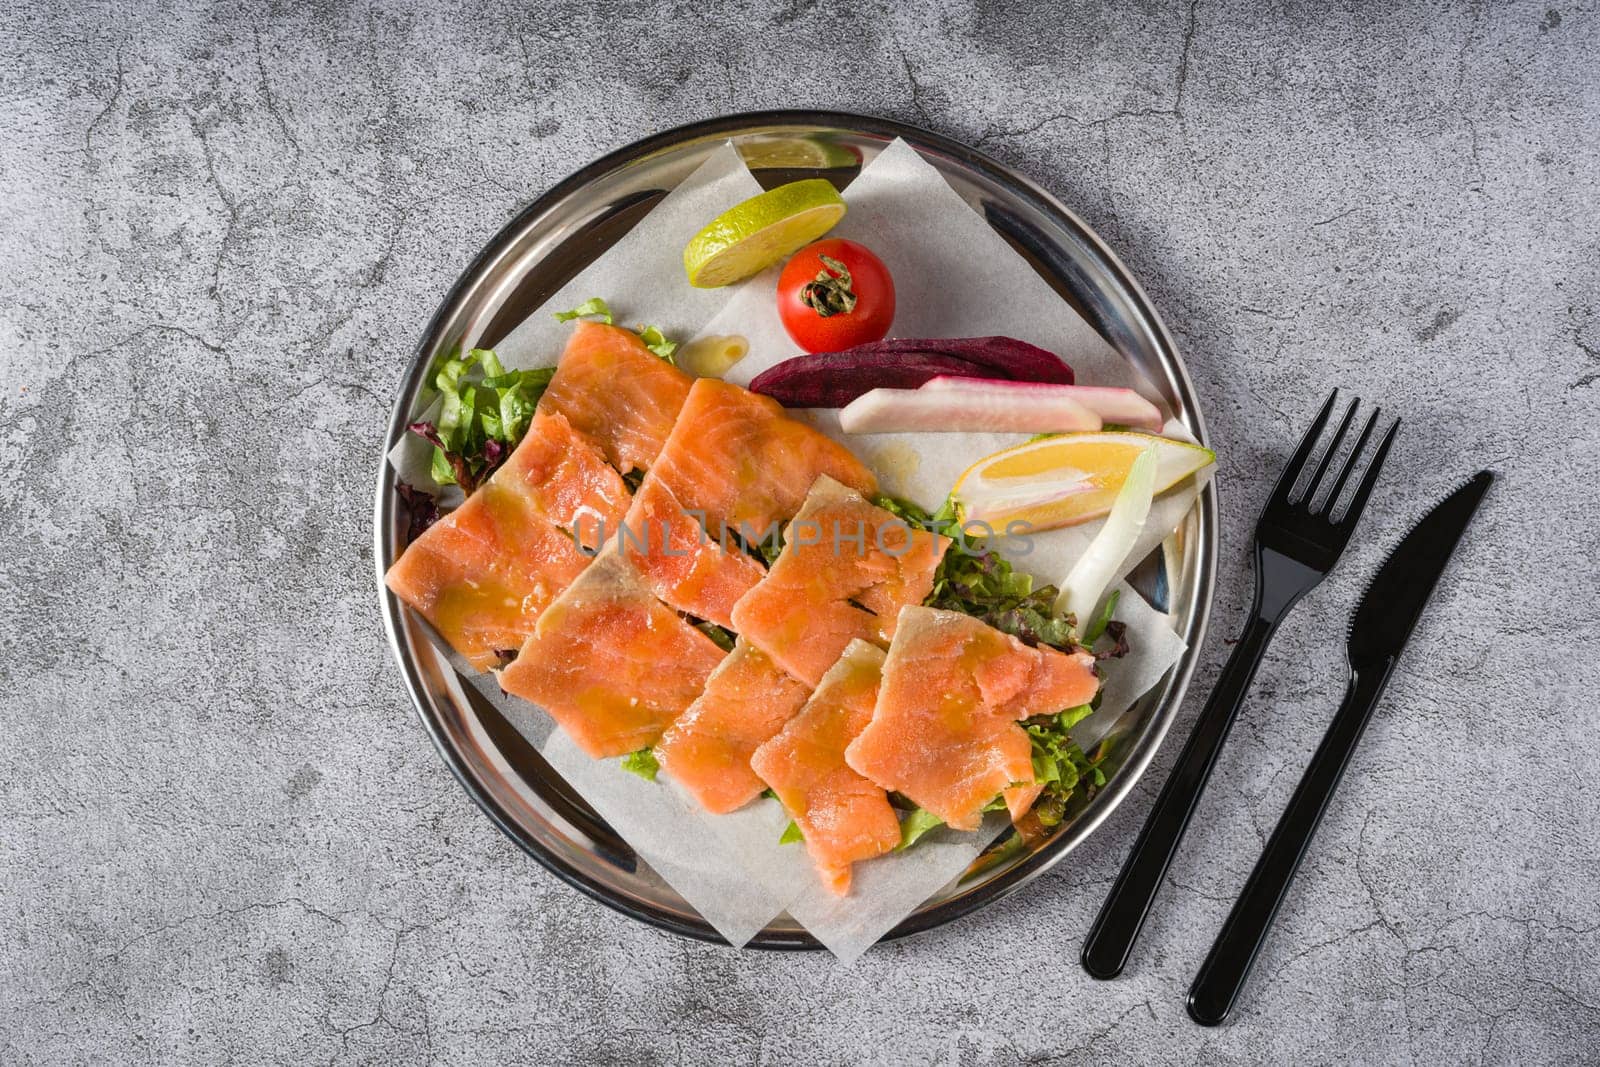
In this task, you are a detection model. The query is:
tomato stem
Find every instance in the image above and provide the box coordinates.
[799,254,857,318]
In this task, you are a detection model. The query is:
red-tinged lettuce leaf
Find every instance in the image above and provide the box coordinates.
[394,482,442,542]
[408,420,478,493]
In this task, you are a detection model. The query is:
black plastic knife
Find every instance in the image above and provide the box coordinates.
[1186,470,1494,1026]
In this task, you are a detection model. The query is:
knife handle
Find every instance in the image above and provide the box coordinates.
[1186,661,1396,1025]
[1081,611,1281,980]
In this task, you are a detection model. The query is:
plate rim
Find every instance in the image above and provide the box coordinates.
[373,108,1218,949]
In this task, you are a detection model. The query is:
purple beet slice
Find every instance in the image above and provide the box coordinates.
[748,337,1074,408]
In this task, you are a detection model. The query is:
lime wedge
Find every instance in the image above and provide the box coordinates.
[683,179,846,288]
[737,137,862,171]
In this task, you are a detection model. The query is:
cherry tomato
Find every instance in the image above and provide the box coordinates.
[776,239,895,353]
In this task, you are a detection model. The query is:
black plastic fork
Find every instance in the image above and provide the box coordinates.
[1081,390,1399,980]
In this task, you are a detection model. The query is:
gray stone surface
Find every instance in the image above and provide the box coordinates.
[3,0,1597,1062]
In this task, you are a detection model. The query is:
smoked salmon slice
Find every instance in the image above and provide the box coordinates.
[620,378,878,627]
[618,475,768,628]
[536,321,693,475]
[655,640,811,815]
[385,412,631,671]
[731,477,951,686]
[385,482,590,671]
[644,378,877,534]
[750,641,901,895]
[844,607,1100,832]
[494,410,632,551]
[499,549,727,758]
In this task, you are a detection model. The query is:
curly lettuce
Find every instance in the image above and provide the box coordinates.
[408,347,554,494]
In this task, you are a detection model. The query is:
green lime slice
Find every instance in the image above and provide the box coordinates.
[683,179,846,289]
[737,137,862,171]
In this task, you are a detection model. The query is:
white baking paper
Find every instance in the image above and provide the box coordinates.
[489,144,763,372]
[712,138,1151,398]
[784,815,1011,965]
[540,731,792,946]
[1077,579,1189,749]
[393,137,1210,958]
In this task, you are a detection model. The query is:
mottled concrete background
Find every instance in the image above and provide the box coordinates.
[3,0,1597,1063]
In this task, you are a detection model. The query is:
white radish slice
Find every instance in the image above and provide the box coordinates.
[838,387,1102,435]
[1055,446,1158,627]
[917,377,1164,432]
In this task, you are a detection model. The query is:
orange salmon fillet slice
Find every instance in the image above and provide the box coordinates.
[536,321,693,475]
[385,412,631,671]
[619,378,877,627]
[750,640,901,895]
[618,476,768,629]
[499,549,727,758]
[731,477,951,686]
[844,606,1099,832]
[494,410,632,551]
[645,378,877,532]
[385,482,590,671]
[655,640,812,815]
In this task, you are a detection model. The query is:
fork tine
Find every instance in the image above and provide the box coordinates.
[1333,417,1400,527]
[1318,406,1379,514]
[1304,398,1359,506]
[1267,390,1338,506]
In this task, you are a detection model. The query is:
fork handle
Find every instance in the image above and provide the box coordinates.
[1081,611,1280,980]
[1186,661,1395,1025]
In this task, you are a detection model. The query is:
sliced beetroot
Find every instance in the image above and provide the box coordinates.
[748,336,1072,408]
[748,351,991,407]
[857,337,1075,385]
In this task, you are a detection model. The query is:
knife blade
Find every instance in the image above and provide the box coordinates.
[1186,471,1493,1026]
[1346,469,1495,669]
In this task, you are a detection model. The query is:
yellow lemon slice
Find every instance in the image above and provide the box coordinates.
[683,179,846,288]
[951,432,1215,531]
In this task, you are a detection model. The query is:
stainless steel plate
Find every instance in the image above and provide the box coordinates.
[374,111,1217,948]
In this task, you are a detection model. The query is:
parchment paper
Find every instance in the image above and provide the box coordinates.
[390,138,1211,958]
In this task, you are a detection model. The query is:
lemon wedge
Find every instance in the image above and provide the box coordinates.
[683,179,846,288]
[950,432,1215,531]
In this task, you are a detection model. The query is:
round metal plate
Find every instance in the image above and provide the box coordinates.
[375,110,1217,948]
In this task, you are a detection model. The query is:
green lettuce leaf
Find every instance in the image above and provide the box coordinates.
[897,807,944,850]
[620,748,659,782]
[553,297,614,324]
[636,325,678,363]
[898,796,1008,852]
[869,492,1095,652]
[1025,711,1106,798]
[778,820,804,844]
[1083,588,1121,644]
[1059,703,1095,731]
[693,620,737,652]
[410,348,556,493]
